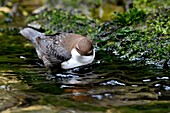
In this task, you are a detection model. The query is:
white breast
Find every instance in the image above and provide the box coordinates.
[61,48,95,69]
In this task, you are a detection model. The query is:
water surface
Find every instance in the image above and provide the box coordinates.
[0,34,170,112]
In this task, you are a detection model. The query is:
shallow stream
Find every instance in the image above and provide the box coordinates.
[0,1,170,113]
[0,32,170,113]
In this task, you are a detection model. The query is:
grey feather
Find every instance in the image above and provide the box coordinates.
[36,37,71,63]
[20,28,44,45]
[20,28,72,68]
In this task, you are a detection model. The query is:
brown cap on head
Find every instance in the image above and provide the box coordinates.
[59,33,93,55]
[76,38,93,55]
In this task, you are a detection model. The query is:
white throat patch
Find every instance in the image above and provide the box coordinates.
[61,48,95,69]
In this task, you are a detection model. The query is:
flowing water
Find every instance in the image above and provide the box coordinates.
[0,1,170,113]
[0,33,170,113]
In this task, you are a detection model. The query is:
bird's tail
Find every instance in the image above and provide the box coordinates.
[20,28,44,44]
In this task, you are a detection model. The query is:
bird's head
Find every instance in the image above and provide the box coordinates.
[75,38,93,56]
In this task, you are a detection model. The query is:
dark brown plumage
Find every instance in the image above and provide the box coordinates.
[20,28,95,69]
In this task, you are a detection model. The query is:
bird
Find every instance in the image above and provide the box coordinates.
[20,28,95,70]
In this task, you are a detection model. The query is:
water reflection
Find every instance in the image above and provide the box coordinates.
[100,80,126,86]
[0,34,170,111]
[38,61,170,103]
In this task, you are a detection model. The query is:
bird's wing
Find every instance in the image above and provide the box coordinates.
[36,36,71,64]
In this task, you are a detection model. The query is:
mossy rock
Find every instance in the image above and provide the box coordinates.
[25,3,170,68]
[97,7,170,68]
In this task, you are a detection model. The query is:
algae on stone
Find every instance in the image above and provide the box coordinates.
[97,6,170,68]
[25,1,170,68]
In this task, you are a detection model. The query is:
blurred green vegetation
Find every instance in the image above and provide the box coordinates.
[134,0,170,13]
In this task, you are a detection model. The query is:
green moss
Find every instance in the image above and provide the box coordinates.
[115,7,145,26]
[27,9,98,39]
[134,0,170,13]
[97,6,170,68]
